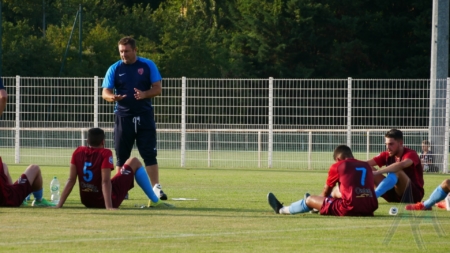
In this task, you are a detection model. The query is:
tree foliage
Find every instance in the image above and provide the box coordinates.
[1,0,435,78]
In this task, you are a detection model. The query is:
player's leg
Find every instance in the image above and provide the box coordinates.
[268,192,318,215]
[124,157,159,203]
[281,195,323,214]
[375,172,398,198]
[305,195,325,211]
[407,179,450,210]
[24,165,54,207]
[110,165,135,208]
[114,115,136,199]
[136,113,167,200]
[2,162,14,184]
[424,179,450,207]
[114,115,136,169]
[435,194,450,210]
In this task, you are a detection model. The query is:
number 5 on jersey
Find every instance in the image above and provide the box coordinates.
[83,162,93,182]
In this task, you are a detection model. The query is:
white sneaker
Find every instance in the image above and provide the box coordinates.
[153,184,161,197]
[153,184,168,200]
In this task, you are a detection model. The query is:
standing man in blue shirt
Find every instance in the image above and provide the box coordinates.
[102,36,167,201]
[0,78,7,116]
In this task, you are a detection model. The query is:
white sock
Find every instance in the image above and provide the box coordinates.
[279,206,291,214]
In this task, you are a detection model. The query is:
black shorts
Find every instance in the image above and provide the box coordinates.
[114,112,157,167]
[381,181,424,203]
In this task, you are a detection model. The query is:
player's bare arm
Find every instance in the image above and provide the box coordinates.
[0,89,7,116]
[55,164,78,208]
[321,184,333,197]
[102,88,127,102]
[2,162,13,184]
[373,159,413,176]
[366,159,378,167]
[134,81,162,100]
[101,168,116,210]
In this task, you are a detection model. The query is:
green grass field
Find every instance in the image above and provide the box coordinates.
[3,148,448,171]
[1,165,449,252]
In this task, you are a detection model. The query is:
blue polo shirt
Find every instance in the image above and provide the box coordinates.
[102,57,162,117]
[0,78,4,89]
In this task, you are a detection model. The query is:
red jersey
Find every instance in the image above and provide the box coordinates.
[324,158,378,215]
[70,146,114,208]
[372,147,424,198]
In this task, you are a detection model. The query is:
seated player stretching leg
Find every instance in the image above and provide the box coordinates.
[267,145,378,216]
[0,158,55,207]
[55,128,173,209]
[405,179,450,211]
[367,129,424,203]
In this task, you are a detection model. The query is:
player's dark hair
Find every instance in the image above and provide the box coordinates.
[88,128,105,147]
[333,145,354,160]
[385,129,403,140]
[118,36,136,49]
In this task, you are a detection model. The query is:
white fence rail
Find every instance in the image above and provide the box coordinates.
[0,76,448,172]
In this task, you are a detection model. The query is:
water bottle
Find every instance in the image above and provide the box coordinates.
[50,176,60,204]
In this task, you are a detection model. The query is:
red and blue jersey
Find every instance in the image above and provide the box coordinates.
[70,146,114,207]
[325,158,378,214]
[102,57,162,117]
[373,147,424,197]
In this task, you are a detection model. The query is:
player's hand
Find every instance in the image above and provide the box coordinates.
[134,88,146,100]
[112,94,127,101]
[372,170,381,176]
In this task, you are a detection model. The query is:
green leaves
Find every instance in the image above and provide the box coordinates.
[0,0,434,78]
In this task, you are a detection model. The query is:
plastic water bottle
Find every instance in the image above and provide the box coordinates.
[50,176,60,204]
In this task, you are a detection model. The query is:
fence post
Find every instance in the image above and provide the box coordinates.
[347,77,352,147]
[14,75,20,164]
[308,131,312,170]
[181,76,186,167]
[258,130,261,168]
[443,78,450,173]
[81,128,85,147]
[268,77,273,168]
[93,76,98,128]
[208,130,211,167]
[366,130,370,160]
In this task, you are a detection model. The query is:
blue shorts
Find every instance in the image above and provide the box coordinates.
[114,112,157,167]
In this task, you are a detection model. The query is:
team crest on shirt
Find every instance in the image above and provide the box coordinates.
[138,68,144,75]
[109,156,113,164]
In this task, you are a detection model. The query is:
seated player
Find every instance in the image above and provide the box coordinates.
[267,145,378,216]
[405,179,450,211]
[367,129,424,203]
[55,127,173,209]
[419,140,437,172]
[0,158,54,207]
